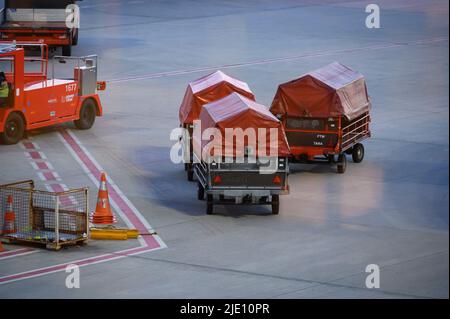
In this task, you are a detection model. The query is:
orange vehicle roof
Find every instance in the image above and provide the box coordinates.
[270,62,371,121]
[194,93,290,159]
[179,70,255,125]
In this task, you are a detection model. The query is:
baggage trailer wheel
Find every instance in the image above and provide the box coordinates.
[74,99,96,130]
[345,147,353,155]
[62,45,72,56]
[187,164,194,181]
[327,154,335,163]
[271,195,280,215]
[337,154,347,174]
[1,113,25,145]
[197,181,205,200]
[206,194,213,215]
[352,143,365,163]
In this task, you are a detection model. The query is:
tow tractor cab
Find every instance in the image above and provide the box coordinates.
[0,42,105,144]
[193,93,290,215]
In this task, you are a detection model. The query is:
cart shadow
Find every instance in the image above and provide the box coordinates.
[210,205,273,217]
[25,123,76,138]
[133,146,278,218]
[288,162,339,174]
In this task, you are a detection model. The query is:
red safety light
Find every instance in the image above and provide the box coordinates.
[213,175,222,184]
[272,175,282,184]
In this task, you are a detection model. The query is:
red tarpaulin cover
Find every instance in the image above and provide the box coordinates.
[270,62,371,121]
[179,70,255,125]
[194,93,290,159]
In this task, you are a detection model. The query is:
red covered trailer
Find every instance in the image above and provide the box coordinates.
[179,70,255,180]
[270,62,371,173]
[193,92,290,215]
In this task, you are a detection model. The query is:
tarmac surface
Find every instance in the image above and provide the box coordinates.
[0,0,448,298]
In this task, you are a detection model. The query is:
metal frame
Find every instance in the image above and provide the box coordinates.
[283,111,371,158]
[194,152,289,196]
[0,180,89,250]
[340,112,371,151]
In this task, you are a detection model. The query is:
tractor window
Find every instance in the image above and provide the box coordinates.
[0,58,14,79]
[286,118,325,131]
[6,0,75,9]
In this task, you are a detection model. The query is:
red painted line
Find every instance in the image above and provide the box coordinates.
[0,245,150,283]
[42,172,57,181]
[22,141,36,150]
[36,162,49,170]
[0,248,34,259]
[28,151,43,160]
[0,132,162,285]
[59,130,160,249]
[49,184,65,192]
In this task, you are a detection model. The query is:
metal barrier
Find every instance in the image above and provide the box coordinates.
[341,112,371,150]
[0,180,88,250]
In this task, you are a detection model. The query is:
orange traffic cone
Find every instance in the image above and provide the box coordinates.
[0,241,4,252]
[91,172,117,225]
[3,195,16,235]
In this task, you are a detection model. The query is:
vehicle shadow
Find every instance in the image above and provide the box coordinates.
[133,145,279,218]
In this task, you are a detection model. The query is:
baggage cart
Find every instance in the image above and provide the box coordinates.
[193,93,290,215]
[178,70,255,181]
[270,62,372,173]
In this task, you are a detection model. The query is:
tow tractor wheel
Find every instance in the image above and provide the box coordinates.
[352,143,365,163]
[187,164,194,181]
[74,99,96,130]
[337,154,347,174]
[271,195,280,215]
[206,194,213,215]
[197,181,205,200]
[1,113,24,145]
[345,147,353,155]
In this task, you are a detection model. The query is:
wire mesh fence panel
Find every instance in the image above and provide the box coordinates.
[0,180,88,249]
[56,189,88,241]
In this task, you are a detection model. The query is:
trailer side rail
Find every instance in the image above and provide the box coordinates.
[340,112,371,151]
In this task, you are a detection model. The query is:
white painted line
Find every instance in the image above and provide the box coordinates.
[0,249,38,261]
[58,130,167,249]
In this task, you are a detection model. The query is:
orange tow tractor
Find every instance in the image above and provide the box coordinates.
[0,42,105,144]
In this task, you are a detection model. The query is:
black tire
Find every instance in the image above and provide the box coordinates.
[327,154,335,163]
[352,143,365,163]
[206,194,213,215]
[74,99,96,130]
[187,165,194,181]
[337,154,347,174]
[1,113,25,145]
[62,45,72,56]
[197,181,205,200]
[345,147,353,155]
[271,195,280,215]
